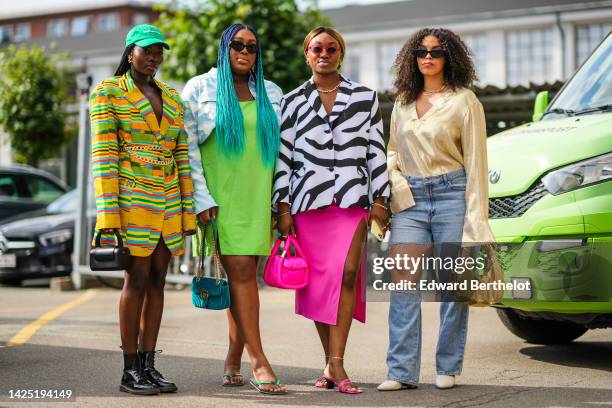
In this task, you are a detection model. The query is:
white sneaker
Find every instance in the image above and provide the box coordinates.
[377,380,417,391]
[435,375,455,389]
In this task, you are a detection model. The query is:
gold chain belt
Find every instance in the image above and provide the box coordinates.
[123,144,174,166]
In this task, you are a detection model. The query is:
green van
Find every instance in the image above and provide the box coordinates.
[488,32,612,344]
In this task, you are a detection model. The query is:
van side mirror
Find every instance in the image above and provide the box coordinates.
[532,91,549,122]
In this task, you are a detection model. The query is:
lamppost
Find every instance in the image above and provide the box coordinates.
[71,71,92,290]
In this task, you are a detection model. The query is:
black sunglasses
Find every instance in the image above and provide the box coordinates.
[414,48,446,59]
[230,40,257,54]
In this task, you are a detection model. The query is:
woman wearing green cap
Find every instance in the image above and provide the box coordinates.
[90,24,196,395]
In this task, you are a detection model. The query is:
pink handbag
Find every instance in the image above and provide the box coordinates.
[263,235,310,290]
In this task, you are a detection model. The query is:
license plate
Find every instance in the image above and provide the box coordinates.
[0,253,17,268]
[511,277,532,300]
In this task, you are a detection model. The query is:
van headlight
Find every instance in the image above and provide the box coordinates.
[542,153,612,195]
[39,229,73,246]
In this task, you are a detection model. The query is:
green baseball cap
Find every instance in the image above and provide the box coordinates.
[125,24,169,50]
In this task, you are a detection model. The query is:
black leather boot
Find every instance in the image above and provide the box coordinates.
[120,352,160,395]
[139,350,178,393]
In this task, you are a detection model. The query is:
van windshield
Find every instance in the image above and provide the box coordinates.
[545,34,611,119]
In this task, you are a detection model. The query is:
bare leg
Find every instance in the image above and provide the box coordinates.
[223,309,245,385]
[325,219,367,389]
[139,239,171,352]
[313,322,330,386]
[120,254,152,353]
[314,322,330,364]
[221,255,286,393]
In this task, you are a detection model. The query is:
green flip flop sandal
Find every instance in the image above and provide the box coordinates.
[249,378,288,395]
[222,373,244,387]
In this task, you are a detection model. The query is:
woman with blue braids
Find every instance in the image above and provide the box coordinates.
[182,24,286,395]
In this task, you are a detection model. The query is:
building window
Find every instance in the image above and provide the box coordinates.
[342,55,361,82]
[97,13,120,32]
[506,28,554,86]
[133,13,149,25]
[576,23,612,65]
[48,18,69,38]
[71,16,92,36]
[462,32,488,84]
[378,40,404,91]
[0,25,13,44]
[14,23,31,42]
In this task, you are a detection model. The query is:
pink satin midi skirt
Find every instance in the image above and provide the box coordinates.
[293,204,368,325]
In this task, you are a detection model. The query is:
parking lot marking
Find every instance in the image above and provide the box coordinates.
[8,290,97,347]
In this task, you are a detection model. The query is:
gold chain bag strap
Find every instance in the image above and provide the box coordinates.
[191,216,231,310]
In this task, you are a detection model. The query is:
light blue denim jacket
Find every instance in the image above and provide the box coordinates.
[181,67,283,214]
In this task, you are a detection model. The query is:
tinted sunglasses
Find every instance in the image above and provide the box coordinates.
[308,45,339,55]
[230,40,257,54]
[414,48,446,58]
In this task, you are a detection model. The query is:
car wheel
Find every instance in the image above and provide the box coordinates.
[496,308,587,344]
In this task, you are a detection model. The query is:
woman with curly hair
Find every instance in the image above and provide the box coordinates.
[377,28,494,391]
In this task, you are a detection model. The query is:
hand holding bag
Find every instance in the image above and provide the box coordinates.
[263,235,310,290]
[191,217,231,310]
[452,243,504,306]
[89,229,130,271]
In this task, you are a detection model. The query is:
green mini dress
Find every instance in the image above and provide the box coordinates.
[196,100,273,256]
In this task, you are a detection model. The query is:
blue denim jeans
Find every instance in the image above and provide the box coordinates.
[386,168,469,385]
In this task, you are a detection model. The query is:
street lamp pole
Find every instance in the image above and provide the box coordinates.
[71,72,92,290]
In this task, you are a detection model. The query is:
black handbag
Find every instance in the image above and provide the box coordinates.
[89,229,131,271]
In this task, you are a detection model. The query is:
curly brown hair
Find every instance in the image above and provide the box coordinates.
[393,28,477,106]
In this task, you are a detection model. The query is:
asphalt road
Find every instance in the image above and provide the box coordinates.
[0,285,611,408]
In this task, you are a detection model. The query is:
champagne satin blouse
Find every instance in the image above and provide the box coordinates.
[387,87,495,243]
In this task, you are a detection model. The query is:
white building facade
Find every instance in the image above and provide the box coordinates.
[324,0,612,91]
[0,1,159,178]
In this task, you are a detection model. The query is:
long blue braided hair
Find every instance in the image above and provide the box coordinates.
[215,23,280,167]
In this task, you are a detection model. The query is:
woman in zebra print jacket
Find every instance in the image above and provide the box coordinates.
[272,26,390,395]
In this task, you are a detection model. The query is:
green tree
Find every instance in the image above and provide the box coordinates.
[156,0,331,92]
[0,45,73,166]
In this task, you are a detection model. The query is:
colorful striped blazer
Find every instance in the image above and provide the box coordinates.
[90,71,196,257]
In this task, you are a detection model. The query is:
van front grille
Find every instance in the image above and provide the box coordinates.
[489,182,548,219]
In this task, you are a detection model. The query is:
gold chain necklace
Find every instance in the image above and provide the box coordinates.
[316,83,340,93]
[422,83,447,96]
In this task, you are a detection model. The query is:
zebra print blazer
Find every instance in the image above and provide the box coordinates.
[272,75,390,214]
